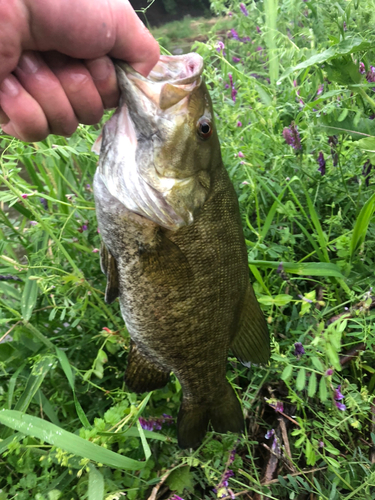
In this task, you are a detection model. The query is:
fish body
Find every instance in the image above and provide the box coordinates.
[93,54,269,448]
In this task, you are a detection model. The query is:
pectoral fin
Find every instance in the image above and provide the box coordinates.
[139,231,192,285]
[231,283,270,364]
[125,341,170,393]
[100,242,119,304]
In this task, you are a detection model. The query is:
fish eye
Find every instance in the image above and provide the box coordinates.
[197,118,212,140]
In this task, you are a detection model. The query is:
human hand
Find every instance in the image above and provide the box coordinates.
[0,0,159,141]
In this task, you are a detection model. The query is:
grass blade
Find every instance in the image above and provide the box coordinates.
[248,261,344,277]
[88,464,104,500]
[350,192,375,259]
[0,410,148,470]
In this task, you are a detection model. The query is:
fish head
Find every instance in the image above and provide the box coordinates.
[95,53,222,230]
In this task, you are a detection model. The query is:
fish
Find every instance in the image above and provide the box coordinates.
[93,53,269,449]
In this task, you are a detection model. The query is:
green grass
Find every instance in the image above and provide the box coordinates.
[1,0,375,499]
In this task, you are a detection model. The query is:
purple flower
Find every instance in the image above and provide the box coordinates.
[265,429,275,439]
[362,160,372,187]
[317,84,324,95]
[86,184,91,189]
[217,41,226,55]
[294,342,305,357]
[29,221,38,226]
[170,496,184,500]
[274,401,284,413]
[325,368,334,376]
[366,66,375,84]
[40,197,48,210]
[229,448,236,463]
[228,11,233,17]
[238,151,245,158]
[92,248,99,253]
[228,73,238,102]
[359,62,366,74]
[317,152,326,175]
[237,121,242,127]
[283,124,301,150]
[240,3,249,16]
[334,385,344,400]
[21,194,28,199]
[230,28,240,41]
[256,26,261,33]
[232,56,241,63]
[335,401,346,411]
[225,83,229,89]
[82,224,88,231]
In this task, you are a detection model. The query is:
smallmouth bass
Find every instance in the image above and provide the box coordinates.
[93,53,269,448]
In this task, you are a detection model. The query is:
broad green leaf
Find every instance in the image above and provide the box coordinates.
[308,372,317,398]
[349,192,375,259]
[357,137,375,152]
[248,261,344,277]
[281,365,293,382]
[257,294,293,306]
[278,38,371,82]
[21,272,39,321]
[0,410,147,470]
[0,432,23,454]
[88,464,104,500]
[319,377,328,402]
[296,368,306,391]
[311,357,324,372]
[166,467,194,495]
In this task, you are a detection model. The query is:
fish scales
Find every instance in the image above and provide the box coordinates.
[93,53,269,448]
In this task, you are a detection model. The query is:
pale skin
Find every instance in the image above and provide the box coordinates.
[0,0,160,142]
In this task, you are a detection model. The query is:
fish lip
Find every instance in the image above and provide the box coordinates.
[115,53,204,86]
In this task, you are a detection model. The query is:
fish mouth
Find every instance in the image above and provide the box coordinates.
[117,53,204,111]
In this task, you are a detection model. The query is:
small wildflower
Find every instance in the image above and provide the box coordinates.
[274,401,284,413]
[240,3,249,16]
[317,84,324,95]
[97,228,100,233]
[40,197,48,210]
[170,496,184,500]
[265,429,275,439]
[225,83,229,89]
[63,322,70,328]
[238,151,245,158]
[86,184,91,189]
[319,440,324,448]
[294,342,305,357]
[21,194,28,199]
[230,28,240,41]
[228,11,233,17]
[283,123,301,150]
[343,21,347,31]
[217,41,226,55]
[334,385,344,400]
[77,224,88,233]
[242,181,249,185]
[293,80,297,87]
[92,248,99,253]
[317,152,326,175]
[237,121,242,127]
[228,73,237,102]
[359,62,366,74]
[232,56,241,63]
[325,368,334,376]
[335,401,346,411]
[29,221,38,226]
[256,26,261,33]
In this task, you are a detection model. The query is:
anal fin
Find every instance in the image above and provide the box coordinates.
[125,341,170,393]
[100,242,119,304]
[231,283,270,364]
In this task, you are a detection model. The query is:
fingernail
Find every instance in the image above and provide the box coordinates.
[87,58,111,81]
[17,53,40,74]
[0,77,19,97]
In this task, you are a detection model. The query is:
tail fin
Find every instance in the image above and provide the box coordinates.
[177,382,244,449]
